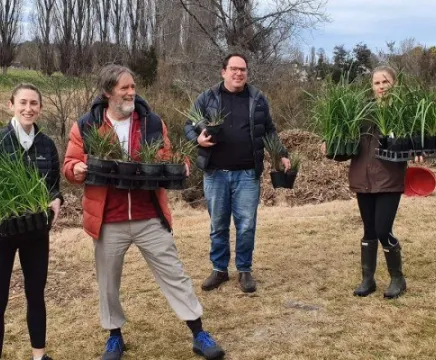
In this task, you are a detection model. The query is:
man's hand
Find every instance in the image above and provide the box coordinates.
[73,161,88,182]
[49,198,61,225]
[281,157,291,172]
[197,129,216,147]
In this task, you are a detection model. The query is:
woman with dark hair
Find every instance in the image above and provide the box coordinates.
[0,83,63,360]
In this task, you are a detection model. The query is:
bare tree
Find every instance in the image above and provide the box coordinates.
[36,0,56,75]
[72,0,95,74]
[178,0,328,60]
[54,0,74,74]
[0,0,22,74]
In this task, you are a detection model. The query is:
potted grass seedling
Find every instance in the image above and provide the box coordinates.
[308,76,372,160]
[263,134,296,189]
[177,105,207,134]
[0,150,51,237]
[423,99,436,150]
[205,109,228,143]
[84,126,123,186]
[136,139,164,190]
[162,137,196,190]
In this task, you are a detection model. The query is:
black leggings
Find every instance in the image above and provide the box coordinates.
[0,231,49,357]
[356,192,402,247]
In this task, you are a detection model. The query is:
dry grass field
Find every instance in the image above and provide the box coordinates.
[2,195,436,359]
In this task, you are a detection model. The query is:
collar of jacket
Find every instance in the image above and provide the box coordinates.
[88,94,152,126]
[210,81,261,100]
[4,121,43,148]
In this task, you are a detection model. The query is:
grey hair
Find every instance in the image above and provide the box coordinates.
[372,65,397,83]
[97,64,135,97]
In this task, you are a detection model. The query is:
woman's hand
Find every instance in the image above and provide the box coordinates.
[414,154,425,163]
[49,198,62,225]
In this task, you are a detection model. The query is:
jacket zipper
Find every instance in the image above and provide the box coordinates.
[128,113,134,220]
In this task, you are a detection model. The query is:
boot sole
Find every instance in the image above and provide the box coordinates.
[353,284,376,297]
[193,347,225,359]
[384,287,406,299]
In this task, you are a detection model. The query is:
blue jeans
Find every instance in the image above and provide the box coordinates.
[203,169,260,272]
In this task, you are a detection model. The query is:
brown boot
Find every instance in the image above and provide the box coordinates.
[238,272,256,293]
[201,270,229,291]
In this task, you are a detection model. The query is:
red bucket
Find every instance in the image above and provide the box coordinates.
[404,167,436,197]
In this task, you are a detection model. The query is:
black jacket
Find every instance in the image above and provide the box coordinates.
[0,122,63,203]
[184,82,288,178]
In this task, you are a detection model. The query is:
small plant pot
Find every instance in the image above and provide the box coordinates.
[163,163,186,177]
[25,213,36,232]
[116,161,139,189]
[139,163,164,177]
[87,156,116,173]
[7,217,18,236]
[206,125,222,143]
[16,215,27,234]
[409,136,423,151]
[0,220,7,237]
[387,137,409,151]
[194,119,207,134]
[85,173,112,186]
[378,135,388,149]
[424,136,436,150]
[327,140,346,156]
[162,178,187,190]
[34,212,47,231]
[270,170,298,189]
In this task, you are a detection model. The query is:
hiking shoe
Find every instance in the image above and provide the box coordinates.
[102,335,125,360]
[201,270,229,291]
[238,272,256,293]
[193,331,225,360]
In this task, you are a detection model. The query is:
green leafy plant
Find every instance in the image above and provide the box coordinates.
[307,75,374,155]
[168,138,197,164]
[136,139,163,164]
[0,147,50,222]
[84,126,124,160]
[176,105,205,126]
[263,134,286,172]
[290,152,301,172]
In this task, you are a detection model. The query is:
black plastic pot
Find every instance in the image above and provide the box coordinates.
[194,119,207,134]
[378,135,388,149]
[0,220,7,237]
[327,140,346,156]
[162,163,186,190]
[206,125,222,143]
[270,170,298,189]
[7,218,17,236]
[424,136,436,150]
[387,137,409,151]
[163,163,186,177]
[25,213,36,232]
[86,156,116,186]
[410,135,424,151]
[116,161,139,189]
[139,163,163,190]
[16,216,27,234]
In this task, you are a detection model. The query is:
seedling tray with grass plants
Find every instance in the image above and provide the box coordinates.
[374,148,436,162]
[0,210,54,238]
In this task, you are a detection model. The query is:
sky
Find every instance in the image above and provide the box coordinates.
[300,0,436,58]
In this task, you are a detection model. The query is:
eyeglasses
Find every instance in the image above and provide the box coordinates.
[227,66,247,73]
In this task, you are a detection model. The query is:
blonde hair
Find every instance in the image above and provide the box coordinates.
[372,65,397,83]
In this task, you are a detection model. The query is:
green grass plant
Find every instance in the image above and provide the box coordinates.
[0,146,50,222]
[307,76,373,156]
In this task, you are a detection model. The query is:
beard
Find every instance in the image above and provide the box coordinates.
[117,101,135,117]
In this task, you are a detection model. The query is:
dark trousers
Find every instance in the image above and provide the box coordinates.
[0,231,49,357]
[356,192,402,247]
